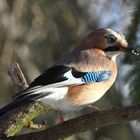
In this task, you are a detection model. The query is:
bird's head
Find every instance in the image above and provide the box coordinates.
[100,28,139,59]
[75,28,139,60]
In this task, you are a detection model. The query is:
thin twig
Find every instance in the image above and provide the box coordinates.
[8,63,28,93]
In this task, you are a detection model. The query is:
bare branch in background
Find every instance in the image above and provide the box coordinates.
[8,63,28,93]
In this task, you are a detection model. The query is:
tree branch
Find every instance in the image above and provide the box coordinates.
[6,104,140,140]
[8,63,28,92]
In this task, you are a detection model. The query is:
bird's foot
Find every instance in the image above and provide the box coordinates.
[57,111,64,124]
[88,104,101,113]
[26,121,48,129]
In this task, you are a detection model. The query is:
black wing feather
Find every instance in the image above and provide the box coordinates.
[72,68,86,78]
[12,65,71,100]
[13,65,86,100]
[29,65,71,87]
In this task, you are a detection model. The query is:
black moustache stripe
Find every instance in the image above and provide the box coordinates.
[103,46,120,52]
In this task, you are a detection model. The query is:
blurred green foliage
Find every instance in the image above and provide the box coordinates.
[123,0,140,104]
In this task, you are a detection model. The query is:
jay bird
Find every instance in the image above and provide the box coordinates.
[0,28,139,122]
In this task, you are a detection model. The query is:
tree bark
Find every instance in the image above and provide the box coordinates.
[6,104,140,140]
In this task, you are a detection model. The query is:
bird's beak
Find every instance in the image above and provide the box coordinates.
[120,46,140,56]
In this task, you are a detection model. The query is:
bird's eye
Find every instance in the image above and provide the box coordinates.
[105,35,117,44]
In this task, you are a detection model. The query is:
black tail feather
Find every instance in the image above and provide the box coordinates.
[0,99,30,116]
[0,91,53,116]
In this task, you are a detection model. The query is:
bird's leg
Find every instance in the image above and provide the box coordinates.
[57,110,64,124]
[88,104,101,113]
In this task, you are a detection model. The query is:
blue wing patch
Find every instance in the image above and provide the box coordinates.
[81,71,111,83]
